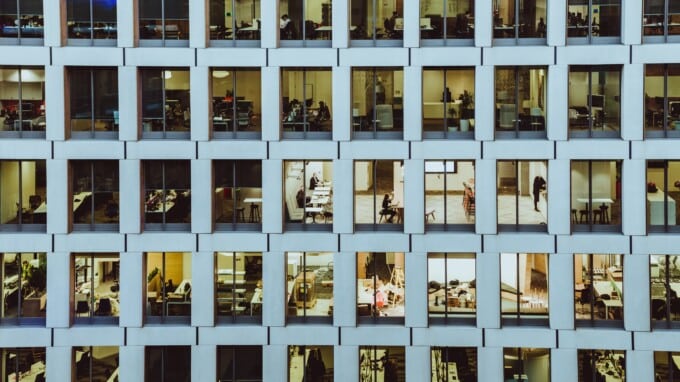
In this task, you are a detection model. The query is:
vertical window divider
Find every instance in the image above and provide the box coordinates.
[443,161,448,227]
[161,70,167,136]
[90,70,95,135]
[17,68,24,132]
[231,70,237,135]
[18,161,24,225]
[161,0,166,42]
[89,0,94,41]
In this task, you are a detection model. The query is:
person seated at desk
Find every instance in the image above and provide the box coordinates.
[309,172,320,190]
[381,193,397,223]
[317,101,331,121]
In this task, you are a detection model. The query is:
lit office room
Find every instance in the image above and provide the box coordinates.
[496,160,547,228]
[646,161,680,230]
[350,0,402,42]
[422,68,475,136]
[146,252,192,318]
[214,160,262,229]
[279,0,333,44]
[500,253,549,324]
[357,252,405,319]
[574,254,623,322]
[419,0,475,42]
[503,348,550,382]
[495,67,547,138]
[650,255,680,323]
[0,67,46,138]
[359,346,405,381]
[427,253,476,320]
[0,0,44,42]
[286,252,334,319]
[570,160,621,230]
[492,0,547,41]
[644,64,680,136]
[211,68,261,136]
[568,66,621,138]
[215,252,263,319]
[0,347,46,382]
[354,160,404,227]
[351,68,403,138]
[431,347,477,382]
[424,160,475,228]
[578,349,625,382]
[283,160,333,226]
[73,346,118,382]
[208,0,261,43]
[140,69,190,138]
[73,253,120,321]
[288,345,333,382]
[1,252,47,320]
[281,68,332,138]
[0,160,46,227]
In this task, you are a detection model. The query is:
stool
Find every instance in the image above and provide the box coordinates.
[249,204,261,222]
[571,209,577,224]
[425,209,436,222]
[579,209,590,223]
[236,207,246,222]
[599,205,610,224]
[592,209,602,224]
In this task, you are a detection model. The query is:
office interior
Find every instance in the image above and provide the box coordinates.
[646,161,680,228]
[650,255,680,322]
[214,160,262,227]
[424,161,475,226]
[497,161,547,226]
[568,67,621,134]
[654,351,680,382]
[73,346,119,382]
[354,161,404,225]
[350,0,402,40]
[286,252,333,318]
[141,69,190,136]
[644,64,680,132]
[138,0,190,41]
[211,68,261,134]
[279,0,333,40]
[288,345,333,382]
[0,68,46,134]
[493,0,547,39]
[427,253,476,319]
[570,161,621,227]
[0,252,47,319]
[0,347,46,382]
[0,160,46,226]
[574,254,623,321]
[359,346,405,382]
[500,253,548,318]
[146,252,192,317]
[567,0,621,38]
[209,0,261,41]
[71,161,119,226]
[73,254,120,319]
[431,347,477,382]
[495,67,546,135]
[284,161,332,225]
[215,252,263,317]
[68,68,118,136]
[143,161,191,225]
[502,348,550,382]
[419,0,474,40]
[281,69,332,134]
[643,0,680,37]
[352,69,403,135]
[357,252,405,318]
[66,0,117,41]
[0,0,43,40]
[422,68,475,133]
[578,349,625,382]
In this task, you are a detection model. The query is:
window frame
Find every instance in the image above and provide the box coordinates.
[145,252,192,324]
[284,160,333,231]
[213,160,262,232]
[358,346,405,381]
[421,67,476,139]
[502,347,551,381]
[654,351,680,381]
[427,253,476,324]
[566,0,622,44]
[281,67,333,140]
[0,160,47,232]
[568,65,622,139]
[211,67,262,139]
[68,67,119,139]
[577,349,626,382]
[349,0,404,47]
[208,0,261,47]
[286,252,334,324]
[497,160,548,232]
[420,0,475,46]
[72,253,120,325]
[570,160,622,233]
[0,347,46,380]
[65,0,117,46]
[138,0,189,47]
[575,253,624,328]
[279,0,333,47]
[643,0,680,43]
[139,68,191,139]
[354,160,404,231]
[0,0,44,45]
[70,160,119,231]
[0,66,46,139]
[650,255,680,329]
[492,0,548,45]
[217,345,263,382]
[644,64,680,138]
[72,346,120,381]
[143,160,191,231]
[144,346,191,382]
[494,66,547,139]
[351,67,404,140]
[646,160,680,232]
[425,160,476,231]
[0,252,47,325]
[500,252,549,326]
[215,252,263,324]
[357,252,405,325]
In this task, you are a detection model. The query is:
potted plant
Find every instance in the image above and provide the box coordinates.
[447,107,458,132]
[22,256,47,317]
[458,90,474,132]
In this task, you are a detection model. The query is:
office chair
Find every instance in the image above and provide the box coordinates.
[75,300,89,317]
[29,195,42,209]
[95,298,112,316]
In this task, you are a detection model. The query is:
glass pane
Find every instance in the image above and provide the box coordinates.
[496,68,518,131]
[503,348,550,381]
[575,254,623,321]
[284,161,331,225]
[235,0,260,40]
[424,161,475,225]
[1,161,46,226]
[164,69,190,133]
[234,69,260,132]
[289,346,332,381]
[500,253,549,317]
[74,255,120,317]
[139,0,162,39]
[215,252,263,317]
[350,0,374,40]
[357,252,405,318]
[67,0,92,39]
[577,350,625,382]
[145,346,191,382]
[305,0,332,40]
[494,0,515,38]
[211,69,235,132]
[92,161,119,224]
[0,2,18,38]
[650,255,680,322]
[287,252,334,317]
[359,347,405,382]
[354,160,402,225]
[427,253,476,318]
[279,1,302,40]
[519,161,547,225]
[643,0,665,36]
[235,160,262,223]
[146,252,192,317]
[214,160,235,223]
[593,0,621,37]
[431,347,477,381]
[519,0,547,38]
[669,65,680,130]
[74,346,119,382]
[1,348,46,381]
[0,68,46,134]
[281,69,333,134]
[70,69,94,132]
[567,1,590,37]
[591,68,621,132]
[164,0,189,40]
[518,67,547,133]
[351,68,403,134]
[141,70,164,131]
[422,68,475,134]
[645,64,665,132]
[163,161,190,224]
[93,68,118,132]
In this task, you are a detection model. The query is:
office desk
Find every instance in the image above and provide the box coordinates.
[647,190,676,225]
[250,289,262,315]
[236,26,260,39]
[314,186,331,193]
[283,121,310,132]
[8,361,45,382]
[357,279,376,305]
[593,281,622,298]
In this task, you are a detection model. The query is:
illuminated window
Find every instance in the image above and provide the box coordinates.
[208,0,260,46]
[575,254,624,325]
[495,67,547,139]
[281,68,332,139]
[0,253,47,323]
[0,160,46,230]
[493,0,547,44]
[288,346,333,381]
[215,252,263,323]
[503,348,550,381]
[497,160,548,231]
[577,349,625,382]
[567,0,621,43]
[354,160,404,230]
[501,253,549,325]
[568,66,622,138]
[140,68,190,139]
[286,252,333,323]
[425,161,475,231]
[68,67,118,139]
[420,0,474,44]
[73,346,119,381]
[73,253,120,324]
[352,68,404,139]
[650,255,680,327]
[211,68,261,138]
[357,252,405,323]
[350,0,403,45]
[284,161,333,230]
[0,67,46,139]
[422,68,475,138]
[428,253,476,323]
[570,160,622,232]
[214,160,262,231]
[145,252,192,322]
[359,346,405,382]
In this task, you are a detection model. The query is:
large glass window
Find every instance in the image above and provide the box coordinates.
[493,0,547,44]
[568,66,621,138]
[431,347,477,381]
[425,161,475,230]
[359,346,405,382]
[140,68,190,139]
[495,67,547,138]
[0,0,44,44]
[644,0,680,42]
[350,0,403,45]
[422,68,475,139]
[211,68,261,139]
[143,160,191,230]
[427,253,476,323]
[645,64,680,138]
[0,347,46,381]
[0,253,47,323]
[73,346,119,382]
[218,346,263,382]
[71,160,119,230]
[575,254,624,325]
[0,160,46,230]
[503,348,550,381]
[286,252,333,322]
[0,67,46,138]
[73,253,119,324]
[352,68,403,139]
[66,0,117,45]
[289,346,333,381]
[214,160,262,231]
[138,0,189,46]
[280,0,333,46]
[650,255,680,327]
[284,160,333,230]
[497,160,548,231]
[420,0,474,44]
[215,252,263,323]
[209,0,260,46]
[570,160,621,232]
[145,252,192,322]
[354,160,404,230]
[145,346,190,382]
[501,253,549,325]
[357,252,405,323]
[281,68,332,139]
[578,349,625,382]
[655,351,680,382]
[68,67,118,139]
[646,161,680,232]
[567,0,621,43]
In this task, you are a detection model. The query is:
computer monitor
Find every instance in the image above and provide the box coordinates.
[589,94,604,108]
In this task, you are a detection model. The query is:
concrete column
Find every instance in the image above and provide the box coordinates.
[262,159,283,234]
[333,159,354,234]
[333,66,351,141]
[626,350,654,382]
[403,66,422,142]
[621,0,643,45]
[46,159,68,234]
[117,0,136,47]
[45,346,71,382]
[119,346,145,382]
[43,0,64,47]
[333,251,357,327]
[406,346,430,381]
[332,0,349,48]
[548,159,571,235]
[476,253,500,329]
[261,0,278,48]
[477,346,503,381]
[120,252,144,328]
[551,349,578,382]
[334,345,359,382]
[621,64,644,141]
[46,252,70,328]
[263,345,287,382]
[191,159,212,234]
[549,253,575,330]
[405,252,427,328]
[475,66,494,141]
[547,65,568,141]
[192,251,215,327]
[474,0,492,47]
[403,0,420,48]
[404,159,424,234]
[118,66,140,141]
[263,251,285,327]
[189,0,208,48]
[119,160,141,234]
[475,159,497,234]
[547,0,567,46]
[622,159,646,236]
[261,67,281,141]
[45,65,66,141]
[190,66,210,142]
[624,254,651,332]
[192,345,216,382]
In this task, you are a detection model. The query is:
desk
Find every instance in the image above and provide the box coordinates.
[250,289,262,315]
[243,197,262,222]
[647,190,676,225]
[236,26,260,39]
[357,279,376,305]
[422,101,461,119]
[576,197,614,222]
[593,281,622,299]
[601,298,623,319]
[8,361,45,382]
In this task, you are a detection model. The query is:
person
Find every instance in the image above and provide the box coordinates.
[296,187,306,208]
[381,193,397,223]
[375,77,385,104]
[537,17,546,37]
[533,176,546,212]
[279,14,291,29]
[309,172,320,190]
[280,14,296,39]
[317,101,331,121]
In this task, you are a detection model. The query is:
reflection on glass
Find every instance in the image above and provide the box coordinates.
[66,0,117,41]
[141,68,190,137]
[284,161,332,227]
[497,161,548,228]
[645,64,680,136]
[570,161,622,231]
[422,68,475,136]
[0,160,47,227]
[215,252,263,320]
[69,67,118,137]
[352,68,404,138]
[501,253,549,321]
[289,346,333,382]
[354,161,404,227]
[144,161,191,227]
[0,67,46,138]
[427,253,476,320]
[654,351,680,382]
[218,346,263,382]
[73,253,120,320]
[420,0,474,40]
[493,0,547,40]
[0,348,46,381]
[138,0,189,42]
[650,255,680,324]
[71,161,119,227]
[209,0,261,42]
[425,161,475,229]
[286,252,333,320]
[575,254,623,322]
[145,346,191,382]
[357,252,405,320]
[359,346,405,382]
[567,0,621,40]
[431,347,477,381]
[0,1,44,41]
[1,253,47,320]
[214,160,262,229]
[350,0,403,42]
[73,346,119,382]
[281,69,332,137]
[211,68,261,137]
[495,67,547,137]
[146,252,192,319]
[503,348,550,381]
[578,349,625,382]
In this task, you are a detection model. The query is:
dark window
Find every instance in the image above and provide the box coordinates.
[143,160,191,230]
[644,64,680,138]
[568,66,622,138]
[208,0,261,46]
[281,68,332,139]
[359,346,405,382]
[350,0,403,45]
[495,67,547,138]
[503,348,550,381]
[139,0,189,46]
[567,0,621,43]
[73,253,120,324]
[211,68,261,139]
[0,160,47,230]
[146,252,192,322]
[578,349,625,382]
[71,160,119,230]
[66,0,117,44]
[643,0,680,42]
[73,346,119,381]
[493,0,547,44]
[215,252,263,323]
[217,346,262,382]
[501,253,549,325]
[0,67,46,139]
[0,253,47,323]
[354,160,404,231]
[0,0,44,43]
[214,160,262,231]
[352,68,403,139]
[357,252,405,324]
[420,0,475,44]
[427,253,476,324]
[432,347,478,381]
[286,252,334,323]
[575,254,624,326]
[422,67,475,139]
[69,67,118,139]
[570,160,622,232]
[646,161,680,231]
[284,161,333,230]
[140,68,190,139]
[145,346,191,382]
[288,346,333,381]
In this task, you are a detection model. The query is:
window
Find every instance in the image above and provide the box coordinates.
[568,66,621,138]
[284,161,333,230]
[211,68,261,139]
[70,160,119,230]
[570,160,621,232]
[578,349,625,382]
[0,253,47,323]
[143,160,191,230]
[655,351,680,382]
[425,161,475,230]
[289,346,333,381]
[359,346,405,382]
[650,255,680,327]
[357,252,405,323]
[138,0,189,46]
[432,347,477,381]
[427,253,476,323]
[140,68,190,139]
[0,160,47,230]
[501,253,549,325]
[0,0,44,44]
[214,160,262,231]
[72,253,120,324]
[420,0,474,44]
[286,252,333,323]
[646,161,680,231]
[644,0,680,42]
[208,0,260,46]
[495,67,547,138]
[422,67,475,138]
[352,68,403,139]
[503,348,550,381]
[217,346,263,382]
[350,0,403,45]
[0,348,46,381]
[145,346,190,382]
[645,64,680,138]
[354,160,404,230]
[497,161,547,231]
[281,68,332,139]
[215,252,263,323]
[145,252,192,322]
[73,346,119,381]
[0,67,46,138]
[280,0,332,46]
[575,254,624,325]
[567,0,621,43]
[66,0,117,45]
[493,0,547,44]
[68,67,118,139]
